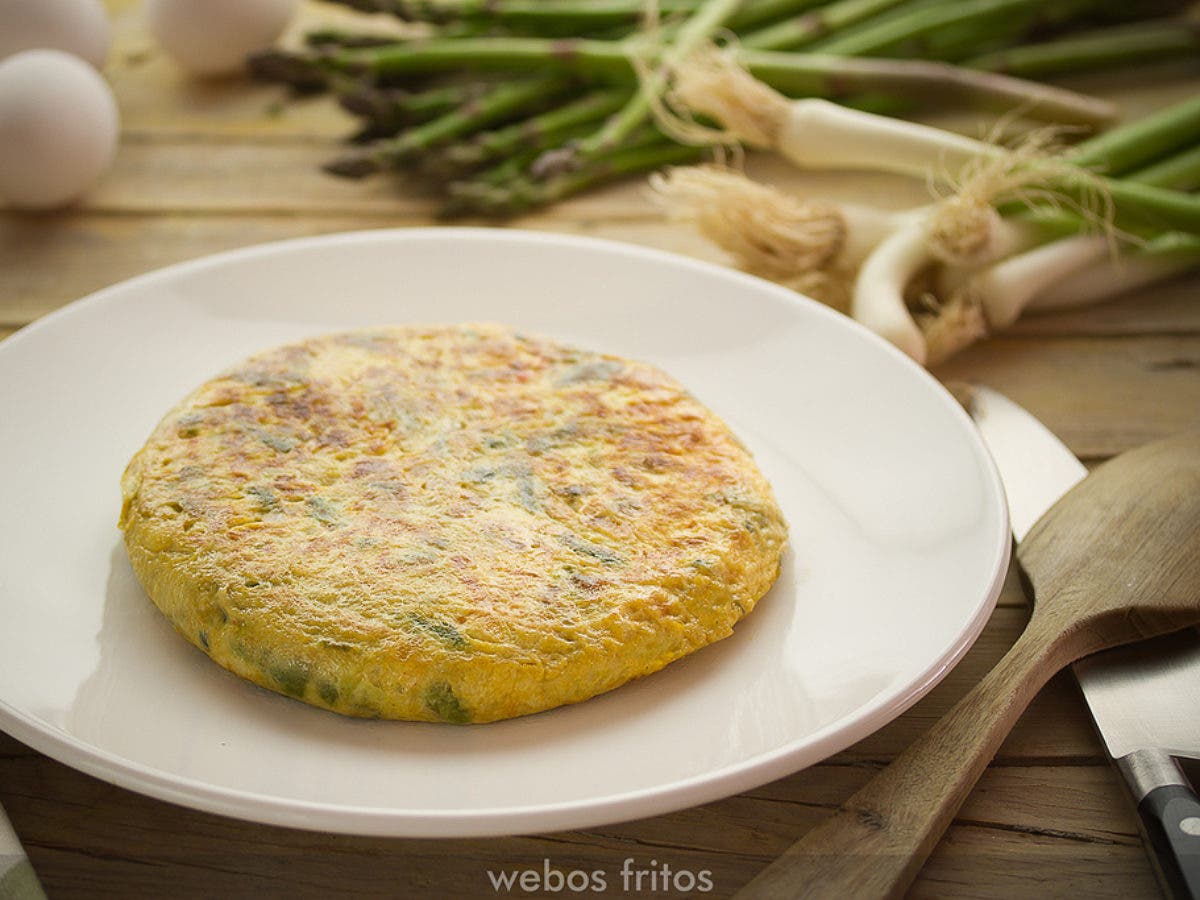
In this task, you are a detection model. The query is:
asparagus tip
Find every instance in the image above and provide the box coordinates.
[337,86,393,119]
[418,153,475,182]
[323,153,383,179]
[443,143,487,169]
[442,181,523,218]
[247,49,329,93]
[530,146,580,181]
[441,183,496,217]
[305,31,403,50]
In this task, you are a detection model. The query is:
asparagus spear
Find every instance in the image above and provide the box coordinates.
[389,0,705,27]
[739,50,1115,123]
[319,37,633,81]
[530,0,746,178]
[338,82,493,139]
[329,0,825,30]
[1128,145,1200,191]
[806,0,1131,59]
[326,77,575,175]
[1068,93,1200,176]
[460,147,544,190]
[269,36,1115,125]
[423,115,608,180]
[304,29,416,49]
[249,49,334,92]
[443,129,705,216]
[435,88,631,174]
[742,0,920,51]
[967,17,1200,77]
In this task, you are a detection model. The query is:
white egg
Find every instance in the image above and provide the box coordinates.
[0,0,111,69]
[0,49,119,209]
[146,0,299,77]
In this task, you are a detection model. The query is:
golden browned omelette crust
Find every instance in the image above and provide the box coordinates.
[119,324,786,723]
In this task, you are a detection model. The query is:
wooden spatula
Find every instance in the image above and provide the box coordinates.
[734,431,1200,899]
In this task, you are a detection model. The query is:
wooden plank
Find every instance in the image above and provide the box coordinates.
[1006,276,1200,338]
[0,732,1152,899]
[914,827,1158,900]
[934,335,1200,458]
[47,141,934,218]
[734,766,1159,897]
[85,140,418,214]
[742,764,1141,842]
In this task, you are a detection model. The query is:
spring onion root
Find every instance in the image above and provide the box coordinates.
[919,295,989,366]
[649,164,910,299]
[649,165,847,277]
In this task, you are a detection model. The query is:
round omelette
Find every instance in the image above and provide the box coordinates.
[119,324,787,723]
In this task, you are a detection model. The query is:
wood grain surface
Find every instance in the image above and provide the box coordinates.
[1,1,1197,897]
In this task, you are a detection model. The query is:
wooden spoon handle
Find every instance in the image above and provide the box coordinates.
[734,615,1076,899]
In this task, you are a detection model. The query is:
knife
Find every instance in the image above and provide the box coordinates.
[965,385,1200,900]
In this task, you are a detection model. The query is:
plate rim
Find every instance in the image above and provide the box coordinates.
[0,226,1011,836]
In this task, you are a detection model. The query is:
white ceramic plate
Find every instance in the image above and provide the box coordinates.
[0,229,1008,837]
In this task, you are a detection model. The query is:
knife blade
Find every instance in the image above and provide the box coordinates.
[964,385,1200,900]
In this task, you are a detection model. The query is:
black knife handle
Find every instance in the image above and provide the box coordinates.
[1139,783,1200,900]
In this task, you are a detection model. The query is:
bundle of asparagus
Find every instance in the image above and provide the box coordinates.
[252,0,1200,217]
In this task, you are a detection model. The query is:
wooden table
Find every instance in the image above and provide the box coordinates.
[2,3,1197,897]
